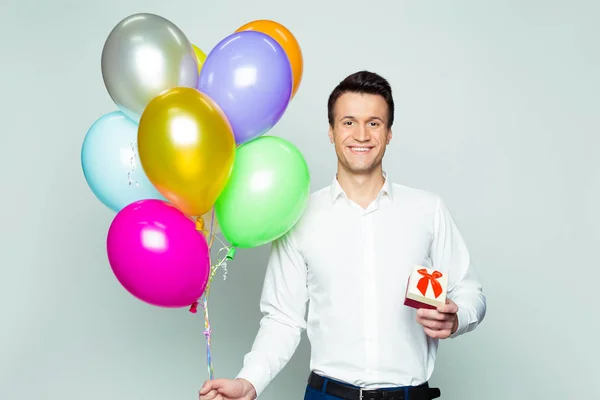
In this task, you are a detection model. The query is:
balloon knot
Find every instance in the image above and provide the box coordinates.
[189,301,199,314]
[195,217,206,233]
[226,247,236,260]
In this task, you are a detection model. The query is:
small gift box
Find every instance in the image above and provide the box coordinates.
[404,265,448,310]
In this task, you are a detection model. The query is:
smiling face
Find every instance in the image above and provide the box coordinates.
[328,91,393,175]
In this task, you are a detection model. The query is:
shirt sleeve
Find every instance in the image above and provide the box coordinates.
[235,229,309,397]
[430,196,487,338]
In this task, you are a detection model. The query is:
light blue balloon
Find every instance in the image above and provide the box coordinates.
[81,111,166,212]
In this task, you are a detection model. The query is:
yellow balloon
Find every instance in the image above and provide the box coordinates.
[192,44,207,74]
[137,87,236,217]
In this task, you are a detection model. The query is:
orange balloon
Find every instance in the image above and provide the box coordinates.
[236,20,303,99]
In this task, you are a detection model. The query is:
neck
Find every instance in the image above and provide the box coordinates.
[336,165,385,208]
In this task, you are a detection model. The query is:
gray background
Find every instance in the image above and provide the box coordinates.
[1,0,598,399]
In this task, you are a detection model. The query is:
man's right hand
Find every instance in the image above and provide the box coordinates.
[198,378,257,400]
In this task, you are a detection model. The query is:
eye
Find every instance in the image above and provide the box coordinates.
[343,121,354,126]
[369,121,380,127]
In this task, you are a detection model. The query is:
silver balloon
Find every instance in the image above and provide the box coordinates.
[101,13,199,122]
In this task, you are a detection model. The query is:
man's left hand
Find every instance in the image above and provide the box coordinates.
[416,298,459,339]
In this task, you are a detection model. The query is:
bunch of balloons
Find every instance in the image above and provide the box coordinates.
[81,13,310,311]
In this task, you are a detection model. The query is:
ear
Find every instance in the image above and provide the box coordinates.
[386,129,393,145]
[328,125,334,144]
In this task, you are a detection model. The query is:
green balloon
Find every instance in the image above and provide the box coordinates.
[214,136,310,248]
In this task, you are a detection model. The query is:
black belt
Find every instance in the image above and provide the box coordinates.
[308,372,441,400]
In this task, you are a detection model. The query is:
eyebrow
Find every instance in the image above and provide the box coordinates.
[340,116,385,122]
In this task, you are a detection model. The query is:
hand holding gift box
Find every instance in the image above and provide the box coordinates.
[404,265,448,310]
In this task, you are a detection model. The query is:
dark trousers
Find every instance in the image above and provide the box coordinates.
[304,373,440,400]
[305,384,346,400]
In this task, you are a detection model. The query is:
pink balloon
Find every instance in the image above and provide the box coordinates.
[106,199,210,308]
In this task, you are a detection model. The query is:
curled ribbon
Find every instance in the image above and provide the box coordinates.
[416,269,444,298]
[191,212,234,381]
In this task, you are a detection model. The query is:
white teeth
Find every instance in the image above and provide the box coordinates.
[351,147,370,152]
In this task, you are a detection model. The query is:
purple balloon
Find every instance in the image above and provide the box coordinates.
[198,31,293,145]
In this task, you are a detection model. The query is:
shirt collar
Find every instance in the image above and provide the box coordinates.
[330,171,394,204]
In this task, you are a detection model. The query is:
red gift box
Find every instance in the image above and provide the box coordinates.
[404,265,448,310]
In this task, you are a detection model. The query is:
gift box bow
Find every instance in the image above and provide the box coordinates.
[416,269,444,298]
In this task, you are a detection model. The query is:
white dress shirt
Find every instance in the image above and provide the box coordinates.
[236,173,486,397]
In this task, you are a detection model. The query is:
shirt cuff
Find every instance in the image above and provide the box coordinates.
[449,303,469,339]
[236,364,270,399]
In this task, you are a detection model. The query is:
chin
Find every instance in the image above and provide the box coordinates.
[343,162,378,174]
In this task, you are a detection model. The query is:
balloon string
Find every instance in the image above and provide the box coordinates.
[205,247,230,293]
[127,141,139,187]
[198,249,230,381]
[192,214,234,381]
[208,208,216,248]
[202,295,214,381]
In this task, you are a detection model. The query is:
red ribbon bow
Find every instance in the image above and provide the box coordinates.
[416,269,444,298]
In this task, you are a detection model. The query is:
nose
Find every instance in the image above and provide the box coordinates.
[353,125,369,142]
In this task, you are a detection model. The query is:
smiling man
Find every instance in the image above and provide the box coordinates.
[199,71,487,400]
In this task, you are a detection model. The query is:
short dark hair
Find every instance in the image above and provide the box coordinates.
[327,70,394,128]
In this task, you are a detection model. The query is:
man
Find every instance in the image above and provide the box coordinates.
[199,71,486,400]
